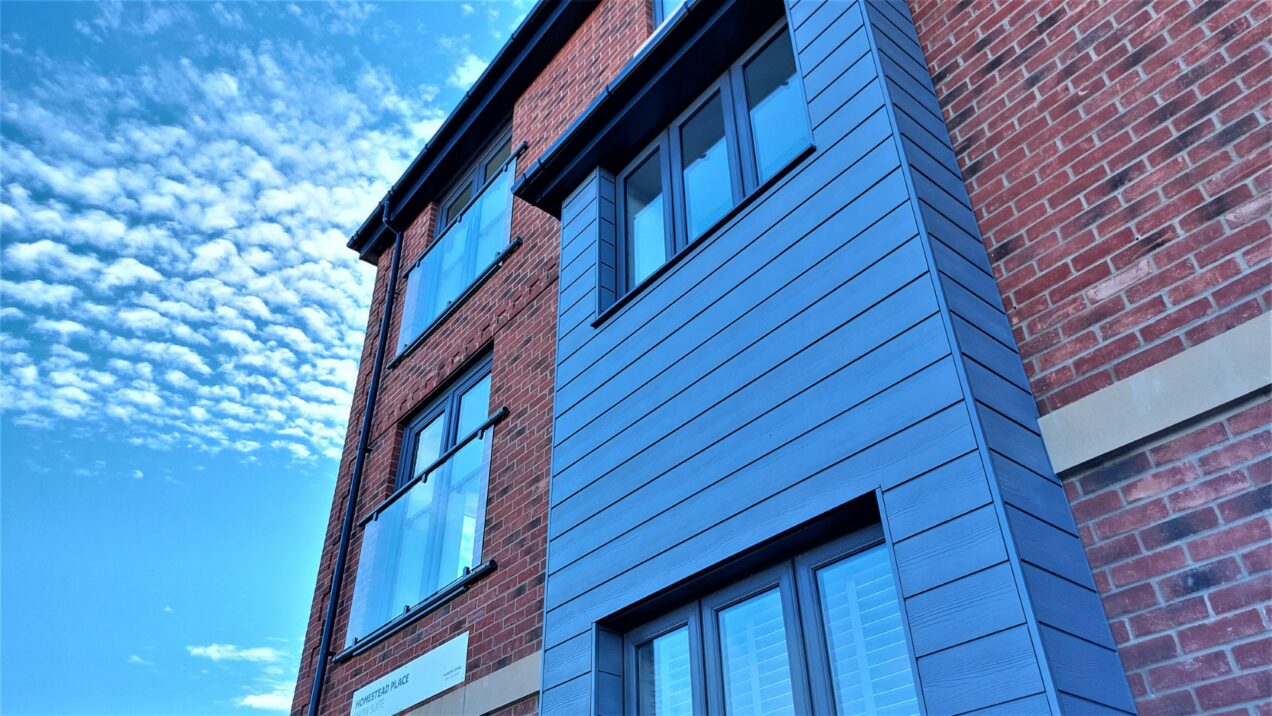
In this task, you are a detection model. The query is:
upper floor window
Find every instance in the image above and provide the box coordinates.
[397,135,516,355]
[624,529,920,715]
[615,24,811,297]
[653,0,687,26]
[346,357,496,646]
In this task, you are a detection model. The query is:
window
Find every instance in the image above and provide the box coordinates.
[613,23,810,297]
[397,135,516,355]
[346,358,495,646]
[623,529,920,715]
[653,0,687,25]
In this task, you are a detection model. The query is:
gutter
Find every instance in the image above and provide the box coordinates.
[306,196,405,716]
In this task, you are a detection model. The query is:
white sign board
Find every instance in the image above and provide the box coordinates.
[350,632,468,716]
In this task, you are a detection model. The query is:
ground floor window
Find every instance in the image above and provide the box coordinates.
[625,528,920,715]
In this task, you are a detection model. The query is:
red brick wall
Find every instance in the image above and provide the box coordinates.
[908,0,1270,416]
[907,0,1272,712]
[292,2,652,714]
[1066,393,1270,715]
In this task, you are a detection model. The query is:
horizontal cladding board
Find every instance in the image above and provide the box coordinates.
[882,451,990,542]
[1006,506,1097,590]
[950,315,1032,393]
[1040,626,1136,713]
[916,625,1046,714]
[552,231,930,498]
[804,28,868,110]
[899,133,973,212]
[941,273,1017,350]
[891,100,962,179]
[965,356,1041,433]
[864,0,926,67]
[991,454,1073,534]
[795,0,857,54]
[931,238,1001,309]
[543,402,978,652]
[789,0,828,32]
[540,630,591,691]
[808,47,876,128]
[554,112,902,410]
[538,672,589,716]
[802,10,866,88]
[904,561,1024,657]
[548,286,945,567]
[965,693,1052,715]
[892,503,1007,598]
[554,77,895,386]
[1021,564,1114,649]
[980,406,1055,478]
[554,187,919,455]
[546,353,964,606]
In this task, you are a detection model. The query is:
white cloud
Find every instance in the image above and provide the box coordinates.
[235,684,292,711]
[0,7,436,463]
[126,654,154,666]
[186,644,285,663]
[448,52,488,89]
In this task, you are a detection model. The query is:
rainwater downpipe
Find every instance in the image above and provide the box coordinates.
[306,196,404,716]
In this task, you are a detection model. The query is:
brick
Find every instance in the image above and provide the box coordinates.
[1103,582,1160,617]
[1137,689,1197,716]
[1159,557,1245,600]
[1120,633,1179,670]
[1189,518,1272,562]
[1147,649,1232,691]
[1195,671,1272,710]
[1233,636,1272,669]
[1113,546,1189,587]
[1150,422,1229,465]
[1122,463,1197,503]
[1139,508,1219,550]
[1095,498,1169,540]
[1218,484,1272,522]
[1208,573,1272,615]
[1177,608,1265,652]
[1088,532,1143,569]
[1129,596,1210,639]
[1170,469,1251,512]
[1202,434,1272,477]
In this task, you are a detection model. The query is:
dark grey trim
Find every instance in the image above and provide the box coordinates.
[333,559,498,662]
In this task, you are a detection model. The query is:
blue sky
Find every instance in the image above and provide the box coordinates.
[0,2,529,713]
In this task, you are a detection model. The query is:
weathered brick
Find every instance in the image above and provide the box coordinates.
[1177,609,1265,652]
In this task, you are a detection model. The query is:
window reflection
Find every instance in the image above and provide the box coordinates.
[625,150,667,288]
[718,589,797,716]
[744,32,809,183]
[638,627,694,716]
[681,94,734,240]
[816,546,920,715]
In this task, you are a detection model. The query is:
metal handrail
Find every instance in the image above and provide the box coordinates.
[357,407,509,528]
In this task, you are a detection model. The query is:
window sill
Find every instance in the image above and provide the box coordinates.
[389,237,523,370]
[591,143,816,327]
[333,559,497,663]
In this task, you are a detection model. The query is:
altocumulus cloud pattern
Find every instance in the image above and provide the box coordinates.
[0,3,452,463]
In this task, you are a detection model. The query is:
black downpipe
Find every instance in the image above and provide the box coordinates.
[306,198,404,716]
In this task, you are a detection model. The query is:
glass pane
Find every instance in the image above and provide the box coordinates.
[637,627,694,716]
[744,31,811,184]
[718,589,796,716]
[625,150,667,287]
[657,0,686,22]
[456,374,491,438]
[816,546,920,716]
[483,139,512,182]
[443,183,473,230]
[397,159,514,352]
[346,428,493,645]
[681,95,734,240]
[410,413,446,483]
